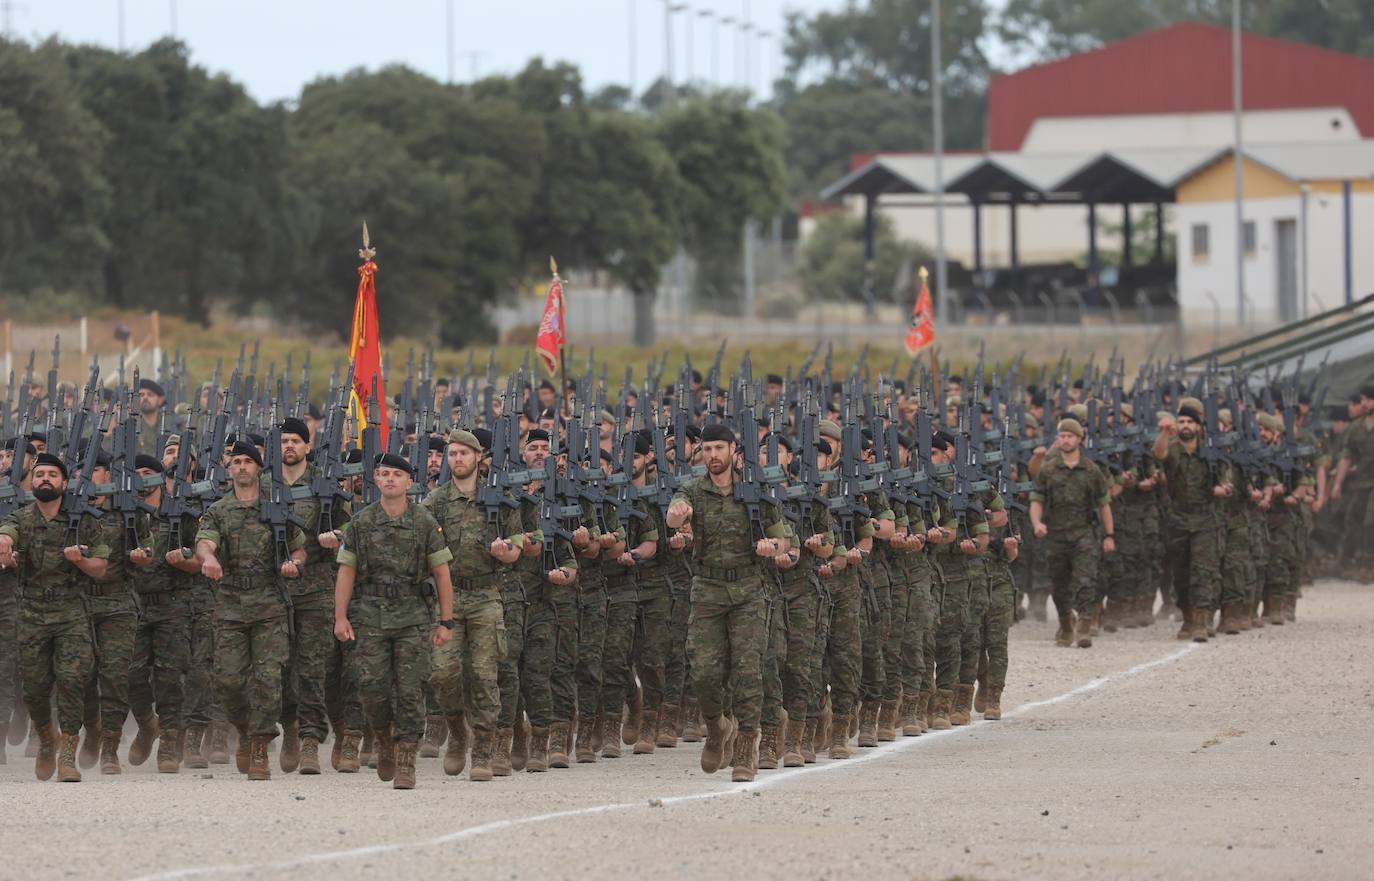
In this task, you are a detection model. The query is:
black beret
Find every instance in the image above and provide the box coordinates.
[228,441,263,467]
[631,433,651,456]
[343,448,363,464]
[471,427,493,451]
[684,424,702,442]
[1177,403,1204,424]
[3,438,36,454]
[701,424,736,445]
[1360,385,1374,400]
[247,434,265,447]
[435,377,451,387]
[539,379,555,392]
[765,373,784,385]
[279,417,310,443]
[374,452,412,473]
[525,428,551,444]
[139,378,166,397]
[815,439,833,457]
[29,431,47,444]
[691,369,703,384]
[764,433,794,454]
[307,403,323,420]
[32,452,67,478]
[598,448,613,464]
[932,430,955,451]
[134,454,164,473]
[427,436,446,452]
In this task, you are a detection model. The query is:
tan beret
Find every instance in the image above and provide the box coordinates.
[1067,403,1089,423]
[1257,412,1283,433]
[1218,407,1232,425]
[1057,418,1085,438]
[447,428,483,453]
[1118,402,1133,420]
[818,419,842,441]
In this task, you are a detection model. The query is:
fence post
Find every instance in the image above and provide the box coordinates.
[79,316,88,355]
[2,319,10,380]
[1006,291,1024,325]
[1102,290,1120,327]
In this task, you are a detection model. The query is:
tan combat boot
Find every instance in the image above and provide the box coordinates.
[1236,602,1253,631]
[1191,608,1210,642]
[1284,595,1297,623]
[207,722,231,764]
[973,682,987,714]
[1175,607,1193,639]
[1055,612,1075,647]
[917,691,933,732]
[1075,614,1093,648]
[600,712,622,759]
[526,726,549,772]
[373,727,396,782]
[468,729,494,782]
[1220,603,1241,635]
[950,684,975,726]
[442,715,467,776]
[984,686,1003,721]
[756,725,780,770]
[679,696,702,742]
[930,690,953,730]
[548,721,572,768]
[575,718,597,763]
[157,730,180,773]
[393,741,418,790]
[801,719,818,764]
[248,735,273,781]
[420,714,445,758]
[897,696,920,736]
[633,709,657,755]
[128,714,158,766]
[856,702,878,747]
[25,720,40,759]
[781,719,806,767]
[100,730,123,775]
[280,720,300,774]
[34,722,57,781]
[491,727,513,776]
[828,713,852,760]
[234,725,251,774]
[57,732,82,783]
[656,704,679,748]
[731,728,758,783]
[1262,594,1284,626]
[511,713,529,771]
[337,730,364,773]
[298,737,321,775]
[699,714,730,773]
[876,698,899,742]
[722,715,739,765]
[183,724,208,769]
[622,685,643,746]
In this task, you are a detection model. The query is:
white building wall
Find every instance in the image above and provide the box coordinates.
[1022,108,1360,153]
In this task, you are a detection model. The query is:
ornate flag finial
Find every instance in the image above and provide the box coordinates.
[360,221,376,261]
[549,255,559,275]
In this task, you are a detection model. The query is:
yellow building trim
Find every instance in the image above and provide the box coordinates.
[1177,156,1299,203]
[1310,179,1374,194]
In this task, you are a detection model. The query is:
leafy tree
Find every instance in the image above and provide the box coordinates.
[800,212,931,306]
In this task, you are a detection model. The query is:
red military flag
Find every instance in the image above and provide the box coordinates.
[535,256,566,376]
[349,222,388,440]
[904,266,936,356]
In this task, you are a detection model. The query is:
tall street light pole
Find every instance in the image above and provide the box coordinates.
[1232,0,1246,324]
[932,0,947,321]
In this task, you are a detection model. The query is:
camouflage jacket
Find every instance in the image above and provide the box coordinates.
[337,500,453,623]
[263,463,350,597]
[195,494,304,580]
[671,474,788,574]
[422,480,523,582]
[0,501,110,622]
[1031,454,1109,540]
[1159,438,1223,530]
[133,509,201,594]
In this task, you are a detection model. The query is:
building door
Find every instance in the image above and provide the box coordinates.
[1275,219,1298,323]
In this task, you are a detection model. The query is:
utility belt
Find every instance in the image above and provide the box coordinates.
[222,573,277,590]
[603,568,638,591]
[694,561,760,582]
[84,581,132,598]
[452,571,504,592]
[355,578,430,600]
[136,587,190,603]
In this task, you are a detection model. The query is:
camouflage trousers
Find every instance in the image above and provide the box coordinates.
[327,637,365,734]
[958,562,991,686]
[0,585,16,731]
[1338,485,1374,564]
[573,577,606,726]
[355,615,432,744]
[896,560,935,696]
[600,580,640,718]
[430,588,505,734]
[1246,511,1269,605]
[880,565,909,702]
[859,563,891,703]
[814,570,862,717]
[1045,533,1102,619]
[1219,512,1253,608]
[805,576,835,721]
[83,594,138,734]
[1167,515,1222,612]
[184,586,223,726]
[934,560,974,692]
[214,615,289,737]
[975,560,1016,692]
[20,610,93,735]
[1265,509,1303,601]
[632,577,673,711]
[548,588,579,723]
[497,577,557,729]
[128,590,192,733]
[660,567,693,708]
[760,576,787,729]
[687,575,767,731]
[281,589,335,742]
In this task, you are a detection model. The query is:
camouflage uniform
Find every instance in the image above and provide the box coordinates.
[1336,419,1374,567]
[83,502,149,737]
[599,499,657,723]
[630,503,673,723]
[337,500,452,743]
[128,509,200,736]
[816,513,864,719]
[672,476,788,733]
[1030,455,1109,619]
[0,503,108,735]
[572,501,610,734]
[893,499,934,699]
[183,578,224,730]
[1117,456,1161,608]
[1158,439,1223,612]
[932,485,988,690]
[423,480,524,734]
[0,567,18,744]
[958,489,1004,685]
[194,496,302,737]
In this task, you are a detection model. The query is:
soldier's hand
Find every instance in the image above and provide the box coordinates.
[1332,482,1343,500]
[1284,494,1299,507]
[1033,445,1047,457]
[0,537,14,569]
[829,555,847,572]
[1250,488,1264,503]
[616,552,636,567]
[129,547,152,566]
[1258,498,1271,511]
[669,531,690,551]
[909,532,926,551]
[431,624,452,647]
[490,538,514,558]
[598,532,618,549]
[318,531,342,550]
[1004,536,1020,561]
[845,548,863,565]
[773,552,796,570]
[667,500,692,525]
[164,550,186,567]
[959,538,978,555]
[818,563,834,578]
[1137,478,1155,491]
[63,545,87,563]
[280,560,301,578]
[1103,536,1116,554]
[804,533,826,553]
[334,619,355,642]
[1212,485,1229,498]
[1160,421,1178,436]
[926,527,944,543]
[201,556,223,581]
[1312,498,1325,514]
[571,526,590,547]
[756,538,782,557]
[521,537,541,557]
[547,566,574,586]
[1033,522,1049,539]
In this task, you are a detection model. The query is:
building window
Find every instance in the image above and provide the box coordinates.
[1191,223,1210,261]
[1243,221,1256,256]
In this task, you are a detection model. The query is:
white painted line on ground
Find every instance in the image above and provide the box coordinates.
[126,643,1201,881]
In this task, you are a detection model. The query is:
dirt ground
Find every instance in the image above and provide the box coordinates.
[2,579,1371,881]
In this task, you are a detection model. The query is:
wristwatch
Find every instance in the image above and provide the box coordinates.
[438,619,455,630]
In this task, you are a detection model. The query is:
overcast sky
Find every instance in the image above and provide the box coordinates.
[10,1,859,103]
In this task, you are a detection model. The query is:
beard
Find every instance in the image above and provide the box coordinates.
[707,458,729,475]
[33,485,62,502]
[1179,428,1197,442]
[232,472,257,487]
[140,400,158,416]
[282,449,303,466]
[453,462,476,481]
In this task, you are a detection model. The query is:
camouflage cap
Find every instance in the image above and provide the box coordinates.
[447,428,483,453]
[1177,396,1204,423]
[1256,412,1283,432]
[818,419,842,441]
[599,409,617,425]
[1057,417,1085,438]
[1067,403,1089,423]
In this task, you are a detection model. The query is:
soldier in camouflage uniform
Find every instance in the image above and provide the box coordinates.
[1214,409,1257,634]
[661,424,700,741]
[954,485,1005,724]
[1258,412,1314,624]
[570,449,613,763]
[334,452,455,789]
[1331,386,1374,580]
[886,433,933,737]
[857,448,898,747]
[134,378,168,461]
[194,440,306,781]
[1112,405,1161,629]
[424,428,532,781]
[0,439,33,762]
[667,422,790,782]
[0,452,110,782]
[1030,418,1114,649]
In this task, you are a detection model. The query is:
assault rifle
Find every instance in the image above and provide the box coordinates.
[261,404,308,635]
[310,364,356,534]
[63,394,109,554]
[107,385,157,555]
[159,427,199,558]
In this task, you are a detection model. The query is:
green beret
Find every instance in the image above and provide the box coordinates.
[1025,413,1041,430]
[447,428,483,453]
[1256,412,1283,432]
[818,419,842,441]
[1067,403,1088,423]
[1057,418,1084,439]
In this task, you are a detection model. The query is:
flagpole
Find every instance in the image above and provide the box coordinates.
[551,257,569,419]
